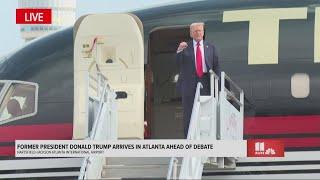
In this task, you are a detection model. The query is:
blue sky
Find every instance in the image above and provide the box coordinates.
[0,0,178,56]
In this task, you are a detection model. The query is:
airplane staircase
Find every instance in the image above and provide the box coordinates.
[167,71,244,179]
[78,71,244,179]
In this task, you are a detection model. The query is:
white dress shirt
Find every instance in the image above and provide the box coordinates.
[193,39,207,73]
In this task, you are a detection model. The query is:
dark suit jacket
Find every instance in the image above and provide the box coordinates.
[176,40,220,97]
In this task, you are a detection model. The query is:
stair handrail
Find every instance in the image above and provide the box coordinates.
[218,71,244,141]
[78,67,117,179]
[220,72,243,107]
[186,82,203,140]
[167,70,220,179]
[167,82,202,180]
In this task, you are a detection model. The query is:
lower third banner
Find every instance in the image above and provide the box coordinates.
[15,140,247,157]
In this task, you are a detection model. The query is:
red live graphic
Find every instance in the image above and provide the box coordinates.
[247,139,284,157]
[16,9,52,24]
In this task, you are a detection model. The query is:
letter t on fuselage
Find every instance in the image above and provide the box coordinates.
[223,8,308,65]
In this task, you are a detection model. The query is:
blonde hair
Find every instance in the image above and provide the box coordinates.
[190,22,205,31]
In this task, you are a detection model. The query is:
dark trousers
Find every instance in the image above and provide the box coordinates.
[183,73,211,138]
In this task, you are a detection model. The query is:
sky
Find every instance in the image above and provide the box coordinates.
[0,0,179,56]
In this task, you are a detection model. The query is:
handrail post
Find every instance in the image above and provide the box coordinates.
[209,69,219,98]
[221,72,225,98]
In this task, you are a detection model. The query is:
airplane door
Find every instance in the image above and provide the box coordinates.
[73,14,144,139]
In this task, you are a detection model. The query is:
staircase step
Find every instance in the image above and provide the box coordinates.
[105,157,171,165]
[200,96,212,103]
[102,157,182,179]
[101,157,232,179]
[102,164,170,178]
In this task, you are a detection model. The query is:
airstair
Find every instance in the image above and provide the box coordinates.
[77,70,244,179]
[167,71,244,179]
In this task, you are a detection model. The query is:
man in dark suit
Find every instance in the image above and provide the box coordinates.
[176,22,220,137]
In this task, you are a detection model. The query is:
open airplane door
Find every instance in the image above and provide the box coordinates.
[73,14,144,139]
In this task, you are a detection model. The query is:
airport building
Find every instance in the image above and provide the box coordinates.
[18,0,76,41]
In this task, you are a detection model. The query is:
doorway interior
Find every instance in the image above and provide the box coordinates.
[146,26,191,139]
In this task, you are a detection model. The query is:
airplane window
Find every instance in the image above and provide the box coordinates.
[291,73,310,98]
[0,82,38,123]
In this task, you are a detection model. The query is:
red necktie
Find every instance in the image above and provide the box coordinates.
[196,42,203,78]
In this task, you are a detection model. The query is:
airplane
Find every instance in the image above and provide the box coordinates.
[0,0,320,178]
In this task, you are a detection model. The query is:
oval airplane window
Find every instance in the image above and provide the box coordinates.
[0,81,38,125]
[291,73,310,98]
